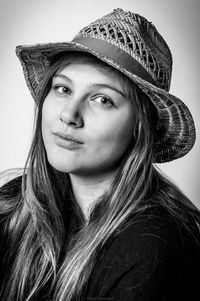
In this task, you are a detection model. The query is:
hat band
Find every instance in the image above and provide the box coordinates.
[72,36,157,87]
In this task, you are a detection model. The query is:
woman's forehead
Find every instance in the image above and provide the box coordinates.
[54,57,134,98]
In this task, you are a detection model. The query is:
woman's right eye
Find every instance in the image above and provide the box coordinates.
[53,85,71,95]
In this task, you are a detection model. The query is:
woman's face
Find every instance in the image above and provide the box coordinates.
[42,61,135,177]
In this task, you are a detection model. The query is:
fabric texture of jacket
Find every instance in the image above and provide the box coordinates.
[0,175,200,300]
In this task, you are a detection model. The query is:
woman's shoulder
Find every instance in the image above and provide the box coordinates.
[0,169,24,244]
[0,168,24,202]
[107,204,200,266]
[126,204,199,242]
[0,168,24,189]
[87,205,200,300]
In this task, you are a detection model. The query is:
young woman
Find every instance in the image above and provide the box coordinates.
[0,8,200,301]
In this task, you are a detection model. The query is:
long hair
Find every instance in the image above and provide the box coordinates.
[0,52,199,301]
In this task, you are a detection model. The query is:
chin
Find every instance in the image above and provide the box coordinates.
[48,161,73,173]
[47,158,83,175]
[46,154,69,173]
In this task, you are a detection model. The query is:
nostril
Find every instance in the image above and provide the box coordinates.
[60,116,75,125]
[59,115,83,128]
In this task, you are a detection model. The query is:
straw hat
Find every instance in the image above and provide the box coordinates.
[16,8,196,163]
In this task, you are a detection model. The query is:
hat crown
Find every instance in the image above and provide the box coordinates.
[73,8,172,91]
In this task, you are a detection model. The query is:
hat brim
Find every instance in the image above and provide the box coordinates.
[15,41,196,163]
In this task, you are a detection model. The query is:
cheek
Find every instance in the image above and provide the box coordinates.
[41,100,58,153]
[90,109,134,154]
[42,97,58,133]
[110,117,134,151]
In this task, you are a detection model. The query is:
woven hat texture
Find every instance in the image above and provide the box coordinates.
[16,8,196,163]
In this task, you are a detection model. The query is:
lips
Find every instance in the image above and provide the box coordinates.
[54,131,84,144]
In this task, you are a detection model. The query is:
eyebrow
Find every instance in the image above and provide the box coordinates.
[54,74,73,83]
[54,74,126,98]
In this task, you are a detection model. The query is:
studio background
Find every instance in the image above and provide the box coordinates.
[0,0,199,207]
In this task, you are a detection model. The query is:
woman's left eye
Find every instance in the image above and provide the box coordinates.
[91,95,113,107]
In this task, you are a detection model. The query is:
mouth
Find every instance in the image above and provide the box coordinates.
[53,131,84,144]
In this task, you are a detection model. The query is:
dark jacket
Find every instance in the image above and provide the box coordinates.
[0,176,200,300]
[85,206,200,300]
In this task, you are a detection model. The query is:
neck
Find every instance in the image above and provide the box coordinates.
[69,172,115,220]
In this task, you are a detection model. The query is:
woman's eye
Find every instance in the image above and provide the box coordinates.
[92,95,113,107]
[53,85,71,95]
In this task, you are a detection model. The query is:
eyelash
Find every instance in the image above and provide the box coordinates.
[52,84,114,107]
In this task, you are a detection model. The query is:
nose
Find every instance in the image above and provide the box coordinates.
[59,100,84,128]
